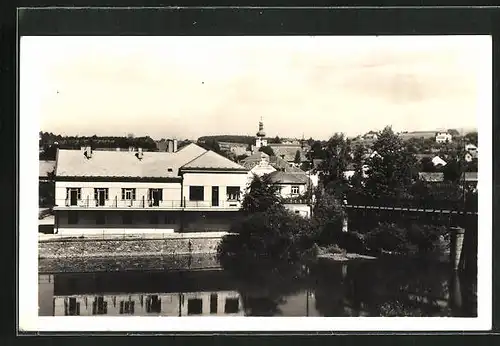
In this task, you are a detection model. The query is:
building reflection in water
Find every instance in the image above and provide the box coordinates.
[38,259,476,317]
[53,291,243,316]
[39,271,244,317]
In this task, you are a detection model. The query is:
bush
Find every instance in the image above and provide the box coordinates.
[217,206,318,262]
[365,223,409,254]
[322,244,347,255]
[406,224,448,253]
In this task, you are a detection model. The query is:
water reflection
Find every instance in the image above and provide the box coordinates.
[39,258,476,317]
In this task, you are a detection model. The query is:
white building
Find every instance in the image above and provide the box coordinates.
[268,170,312,218]
[53,143,249,235]
[435,132,453,143]
[431,155,447,167]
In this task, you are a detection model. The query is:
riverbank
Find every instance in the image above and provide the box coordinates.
[317,253,377,262]
[39,233,230,260]
[39,253,221,273]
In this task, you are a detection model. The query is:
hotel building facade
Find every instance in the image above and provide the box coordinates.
[53,142,249,235]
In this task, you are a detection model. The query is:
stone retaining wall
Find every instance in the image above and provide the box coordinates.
[39,237,223,259]
[39,253,221,273]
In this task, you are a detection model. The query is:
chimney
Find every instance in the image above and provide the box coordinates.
[166,139,174,153]
[136,147,143,160]
[173,139,178,152]
[83,146,93,159]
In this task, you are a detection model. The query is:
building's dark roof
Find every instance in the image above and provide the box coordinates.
[268,171,310,185]
[312,159,324,169]
[268,144,307,162]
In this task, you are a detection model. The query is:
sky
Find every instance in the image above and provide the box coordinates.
[21,35,489,140]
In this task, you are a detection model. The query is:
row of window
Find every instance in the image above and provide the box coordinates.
[67,211,177,225]
[65,186,242,202]
[63,295,239,316]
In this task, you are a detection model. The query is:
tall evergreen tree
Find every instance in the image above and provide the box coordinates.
[364,126,418,199]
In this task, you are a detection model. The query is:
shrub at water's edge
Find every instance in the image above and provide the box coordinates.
[218,173,451,266]
[217,205,318,263]
[218,175,319,264]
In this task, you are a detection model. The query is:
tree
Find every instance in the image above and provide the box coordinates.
[364,126,418,199]
[317,133,351,197]
[349,144,366,190]
[443,158,461,183]
[272,136,282,144]
[293,150,301,165]
[259,146,275,157]
[420,157,436,172]
[309,140,325,160]
[241,174,283,213]
[464,132,478,146]
[236,154,249,162]
[199,138,221,153]
[218,174,316,262]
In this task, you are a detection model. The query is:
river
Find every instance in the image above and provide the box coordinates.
[38,256,476,317]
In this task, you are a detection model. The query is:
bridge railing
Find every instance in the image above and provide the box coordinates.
[345,192,477,212]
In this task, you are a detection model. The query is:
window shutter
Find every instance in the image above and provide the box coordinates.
[121,189,125,200]
[158,189,163,201]
[132,189,136,200]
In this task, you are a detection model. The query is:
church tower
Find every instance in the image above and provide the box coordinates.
[254,117,267,150]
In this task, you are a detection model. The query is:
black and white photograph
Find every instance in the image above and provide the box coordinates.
[19,33,491,331]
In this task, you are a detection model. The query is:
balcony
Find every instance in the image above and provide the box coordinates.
[282,195,311,205]
[54,197,241,211]
[55,197,183,210]
[183,200,242,210]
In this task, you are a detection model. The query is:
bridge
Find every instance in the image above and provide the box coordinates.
[341,192,478,274]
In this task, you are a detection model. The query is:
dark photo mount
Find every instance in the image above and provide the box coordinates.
[7,4,498,340]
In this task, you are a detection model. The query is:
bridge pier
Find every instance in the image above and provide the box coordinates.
[450,226,465,271]
[342,213,348,233]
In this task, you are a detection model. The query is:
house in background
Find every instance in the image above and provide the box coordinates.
[241,152,277,181]
[465,151,478,163]
[465,143,478,163]
[435,131,453,143]
[418,172,445,183]
[248,119,309,166]
[52,142,249,235]
[431,155,447,168]
[268,170,312,218]
[240,151,312,217]
[399,131,437,141]
[465,143,478,152]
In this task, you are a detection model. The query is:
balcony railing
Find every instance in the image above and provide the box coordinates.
[58,197,183,209]
[183,200,242,209]
[282,195,310,204]
[56,197,241,210]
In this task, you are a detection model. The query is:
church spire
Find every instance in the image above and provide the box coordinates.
[256,117,266,137]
